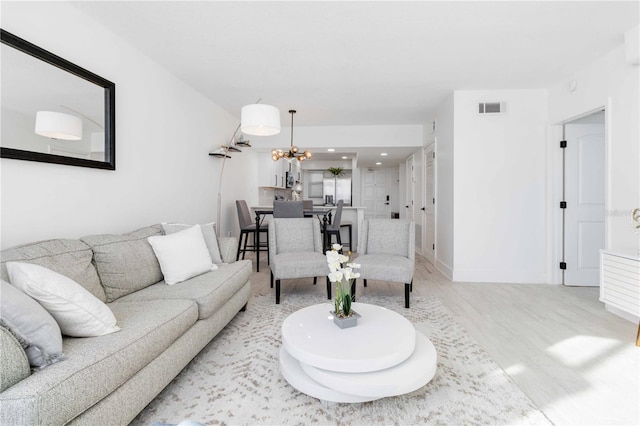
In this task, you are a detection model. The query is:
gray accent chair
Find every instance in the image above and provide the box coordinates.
[273,200,304,218]
[356,219,415,308]
[269,218,330,304]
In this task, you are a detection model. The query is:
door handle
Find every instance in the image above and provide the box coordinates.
[405,205,409,208]
[384,202,389,205]
[421,207,425,211]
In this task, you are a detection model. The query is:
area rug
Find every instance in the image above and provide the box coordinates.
[132,293,552,425]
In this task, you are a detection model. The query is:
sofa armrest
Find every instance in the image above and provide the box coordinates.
[218,236,238,263]
[0,326,30,392]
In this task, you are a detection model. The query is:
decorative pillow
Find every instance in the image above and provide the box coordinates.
[5,262,121,337]
[0,280,64,368]
[148,225,217,285]
[81,225,164,302]
[162,222,223,264]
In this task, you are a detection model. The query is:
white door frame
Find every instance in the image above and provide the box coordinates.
[422,142,436,264]
[405,155,415,222]
[550,105,609,285]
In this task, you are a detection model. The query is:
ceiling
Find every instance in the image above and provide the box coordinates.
[71,1,638,166]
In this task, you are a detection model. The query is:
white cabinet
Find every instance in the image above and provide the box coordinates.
[600,249,640,322]
[257,153,286,188]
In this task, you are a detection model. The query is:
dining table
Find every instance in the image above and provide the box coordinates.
[251,207,334,272]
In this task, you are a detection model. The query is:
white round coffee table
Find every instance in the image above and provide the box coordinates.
[279,302,437,404]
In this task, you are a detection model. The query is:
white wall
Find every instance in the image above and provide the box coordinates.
[548,44,640,252]
[251,124,423,151]
[0,2,255,248]
[452,90,548,283]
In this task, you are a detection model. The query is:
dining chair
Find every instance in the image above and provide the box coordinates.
[235,200,269,263]
[269,218,330,304]
[273,200,304,218]
[325,200,345,247]
[355,219,415,308]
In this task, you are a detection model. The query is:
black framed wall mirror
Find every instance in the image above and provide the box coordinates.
[1,29,115,170]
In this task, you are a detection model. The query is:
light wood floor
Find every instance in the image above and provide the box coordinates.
[246,251,640,426]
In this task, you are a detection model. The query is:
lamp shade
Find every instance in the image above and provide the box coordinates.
[35,111,82,140]
[241,104,281,136]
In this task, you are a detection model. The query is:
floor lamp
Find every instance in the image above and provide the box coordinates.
[211,100,281,236]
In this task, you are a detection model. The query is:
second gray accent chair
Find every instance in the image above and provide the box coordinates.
[268,218,330,304]
[356,219,415,308]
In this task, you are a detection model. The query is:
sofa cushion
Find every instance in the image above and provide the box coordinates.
[0,280,63,368]
[0,239,106,302]
[6,263,121,338]
[117,260,252,320]
[81,225,164,302]
[0,299,197,426]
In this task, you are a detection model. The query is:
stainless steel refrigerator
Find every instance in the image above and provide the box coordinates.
[323,176,352,206]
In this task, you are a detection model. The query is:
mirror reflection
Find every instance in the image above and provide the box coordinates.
[0,29,115,170]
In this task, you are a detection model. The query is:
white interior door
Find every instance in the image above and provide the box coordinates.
[363,169,388,219]
[423,146,435,264]
[564,119,605,286]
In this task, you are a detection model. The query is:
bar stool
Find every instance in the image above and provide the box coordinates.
[235,200,269,263]
[340,221,353,249]
[325,200,348,247]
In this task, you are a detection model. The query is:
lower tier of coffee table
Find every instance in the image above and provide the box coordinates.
[279,331,437,403]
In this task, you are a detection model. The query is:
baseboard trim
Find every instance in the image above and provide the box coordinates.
[452,269,547,284]
[435,259,453,280]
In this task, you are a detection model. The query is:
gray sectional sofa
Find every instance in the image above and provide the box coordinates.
[0,224,252,425]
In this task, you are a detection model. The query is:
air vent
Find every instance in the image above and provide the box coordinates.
[478,102,506,114]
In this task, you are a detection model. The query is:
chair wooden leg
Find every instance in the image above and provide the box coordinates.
[348,225,352,249]
[236,232,244,261]
[326,277,331,300]
[351,280,356,302]
[410,278,413,292]
[363,279,367,288]
[266,230,270,265]
[404,283,410,308]
[270,271,274,288]
[336,232,342,246]
[240,303,247,312]
[313,276,317,285]
[242,231,249,259]
[276,279,281,304]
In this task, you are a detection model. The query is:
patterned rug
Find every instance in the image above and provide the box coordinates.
[133,293,552,425]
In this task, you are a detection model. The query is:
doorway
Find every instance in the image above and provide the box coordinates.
[561,110,605,286]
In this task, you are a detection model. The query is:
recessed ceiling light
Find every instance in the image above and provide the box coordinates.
[376,162,382,165]
[380,152,388,156]
[341,156,348,159]
[327,148,335,152]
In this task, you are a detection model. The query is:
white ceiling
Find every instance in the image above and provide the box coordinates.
[71,1,638,166]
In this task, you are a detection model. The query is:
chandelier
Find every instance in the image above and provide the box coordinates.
[272,109,312,162]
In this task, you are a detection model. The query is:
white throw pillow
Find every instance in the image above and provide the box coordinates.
[148,224,217,285]
[162,221,222,264]
[5,262,121,338]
